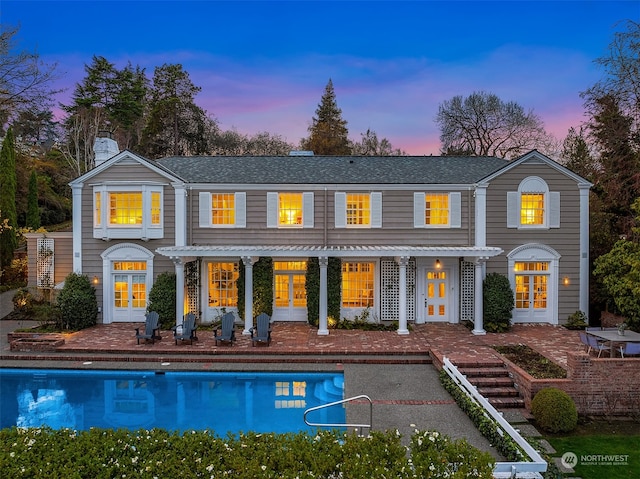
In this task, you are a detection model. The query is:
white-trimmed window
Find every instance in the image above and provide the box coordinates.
[413,192,461,228]
[341,262,375,308]
[507,177,560,229]
[335,192,382,228]
[208,262,239,308]
[199,192,246,228]
[93,185,164,240]
[267,192,314,228]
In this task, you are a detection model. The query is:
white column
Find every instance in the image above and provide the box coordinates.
[172,257,185,327]
[318,257,329,335]
[579,185,590,318]
[242,256,255,335]
[396,256,410,335]
[472,259,487,335]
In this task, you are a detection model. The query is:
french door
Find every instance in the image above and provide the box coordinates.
[272,261,307,321]
[112,261,147,322]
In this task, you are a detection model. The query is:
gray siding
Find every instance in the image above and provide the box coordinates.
[485,161,582,321]
[189,187,475,248]
[80,163,178,322]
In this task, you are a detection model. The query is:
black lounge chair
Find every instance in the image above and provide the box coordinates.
[214,312,236,346]
[135,311,161,344]
[250,313,272,346]
[172,312,198,345]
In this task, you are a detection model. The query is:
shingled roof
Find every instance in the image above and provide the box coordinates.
[155,155,508,184]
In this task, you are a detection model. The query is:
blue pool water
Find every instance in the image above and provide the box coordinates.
[0,369,345,434]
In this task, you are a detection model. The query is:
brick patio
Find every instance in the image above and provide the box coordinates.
[2,321,585,367]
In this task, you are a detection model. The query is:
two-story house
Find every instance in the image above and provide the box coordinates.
[28,138,590,335]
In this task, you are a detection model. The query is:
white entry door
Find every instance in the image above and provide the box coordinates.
[272,261,308,322]
[425,270,449,321]
[112,265,147,322]
[513,263,549,322]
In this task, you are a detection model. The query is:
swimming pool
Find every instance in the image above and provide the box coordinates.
[0,369,345,434]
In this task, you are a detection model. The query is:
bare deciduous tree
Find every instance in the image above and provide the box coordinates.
[436,91,554,159]
[0,25,61,130]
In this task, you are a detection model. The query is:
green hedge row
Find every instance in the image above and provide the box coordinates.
[1,427,495,478]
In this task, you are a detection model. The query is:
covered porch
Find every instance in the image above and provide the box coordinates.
[155,245,503,336]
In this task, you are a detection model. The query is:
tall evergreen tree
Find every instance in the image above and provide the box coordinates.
[301,79,351,155]
[26,170,40,229]
[0,127,18,275]
[140,63,210,157]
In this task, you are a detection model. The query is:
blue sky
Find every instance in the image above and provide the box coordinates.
[3,0,638,154]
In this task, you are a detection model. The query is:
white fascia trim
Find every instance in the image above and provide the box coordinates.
[187,183,475,192]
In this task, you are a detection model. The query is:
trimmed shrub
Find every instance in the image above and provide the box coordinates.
[565,310,588,330]
[483,272,514,332]
[56,272,98,330]
[147,272,176,330]
[531,387,578,433]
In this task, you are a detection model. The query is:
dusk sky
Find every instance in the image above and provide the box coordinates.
[3,0,639,154]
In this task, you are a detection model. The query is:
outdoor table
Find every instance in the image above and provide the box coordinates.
[586,330,640,357]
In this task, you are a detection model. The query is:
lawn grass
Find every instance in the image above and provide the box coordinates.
[547,421,640,479]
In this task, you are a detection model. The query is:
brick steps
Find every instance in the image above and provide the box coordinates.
[457,361,525,409]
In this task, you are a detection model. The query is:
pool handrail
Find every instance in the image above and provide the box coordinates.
[303,394,372,435]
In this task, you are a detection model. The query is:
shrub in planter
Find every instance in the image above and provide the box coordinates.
[531,387,578,433]
[147,272,176,330]
[56,273,98,330]
[483,272,514,332]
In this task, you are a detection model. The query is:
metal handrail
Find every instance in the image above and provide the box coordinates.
[304,394,373,434]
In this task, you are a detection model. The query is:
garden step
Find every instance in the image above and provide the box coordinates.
[458,366,510,377]
[488,397,525,409]
[468,376,514,387]
[477,386,520,397]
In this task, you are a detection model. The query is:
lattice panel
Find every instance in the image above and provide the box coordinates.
[380,259,415,322]
[460,261,475,321]
[36,238,54,288]
[185,260,200,317]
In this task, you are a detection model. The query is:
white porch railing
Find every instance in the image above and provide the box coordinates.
[442,357,548,479]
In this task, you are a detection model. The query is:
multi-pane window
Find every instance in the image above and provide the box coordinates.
[151,192,161,225]
[110,192,143,225]
[279,193,303,226]
[346,194,370,226]
[94,186,163,239]
[521,194,544,225]
[208,262,239,307]
[212,194,235,225]
[425,194,449,225]
[342,262,374,308]
[95,192,102,226]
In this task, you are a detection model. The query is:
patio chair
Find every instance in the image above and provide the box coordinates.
[135,311,161,344]
[250,313,272,346]
[586,333,611,358]
[214,312,236,346]
[172,312,198,345]
[578,332,590,353]
[620,342,640,358]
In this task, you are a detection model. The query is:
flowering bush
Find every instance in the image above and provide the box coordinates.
[0,427,495,478]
